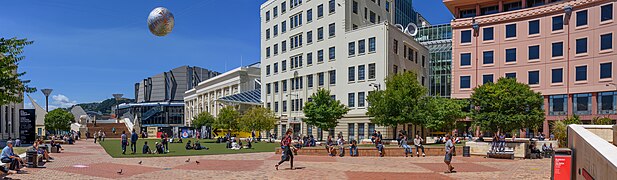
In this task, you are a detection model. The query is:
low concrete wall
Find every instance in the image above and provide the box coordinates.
[465,141,526,158]
[568,125,617,180]
[275,146,463,157]
[583,125,614,144]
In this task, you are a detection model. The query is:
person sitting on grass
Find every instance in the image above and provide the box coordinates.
[231,140,241,150]
[245,138,252,149]
[155,142,164,154]
[143,141,151,154]
[185,140,194,150]
[194,140,208,150]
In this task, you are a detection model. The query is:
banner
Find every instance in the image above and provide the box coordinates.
[19,109,36,144]
[181,128,189,138]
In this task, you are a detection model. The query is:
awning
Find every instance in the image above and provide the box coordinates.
[217,89,262,105]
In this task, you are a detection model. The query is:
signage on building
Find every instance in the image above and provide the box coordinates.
[288,117,302,123]
[19,109,36,144]
[553,155,572,180]
[146,127,158,139]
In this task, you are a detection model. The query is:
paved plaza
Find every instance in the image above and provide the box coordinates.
[9,140,551,179]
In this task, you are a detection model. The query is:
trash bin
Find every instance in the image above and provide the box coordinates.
[463,146,470,157]
[551,148,572,180]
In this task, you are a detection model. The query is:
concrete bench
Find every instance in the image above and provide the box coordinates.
[487,151,515,159]
[275,146,463,157]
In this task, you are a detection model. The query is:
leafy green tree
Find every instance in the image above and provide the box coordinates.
[366,71,426,127]
[238,106,277,134]
[552,120,568,147]
[0,38,36,106]
[303,88,350,131]
[192,111,215,128]
[214,106,240,133]
[422,97,467,131]
[592,116,614,125]
[44,109,74,133]
[563,115,582,125]
[470,77,544,133]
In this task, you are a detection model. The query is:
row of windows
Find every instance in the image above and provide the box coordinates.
[265,23,336,58]
[265,1,338,41]
[265,0,336,23]
[549,91,617,115]
[348,37,376,56]
[348,64,377,82]
[459,62,613,89]
[461,3,614,44]
[266,70,337,95]
[348,92,367,108]
[460,33,613,66]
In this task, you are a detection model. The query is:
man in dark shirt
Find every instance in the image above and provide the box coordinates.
[142,141,151,154]
[130,130,138,154]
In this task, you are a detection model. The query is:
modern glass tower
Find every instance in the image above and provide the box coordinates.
[416,24,453,98]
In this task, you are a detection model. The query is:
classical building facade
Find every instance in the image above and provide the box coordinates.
[260,0,429,141]
[0,101,22,139]
[184,63,261,127]
[445,0,617,135]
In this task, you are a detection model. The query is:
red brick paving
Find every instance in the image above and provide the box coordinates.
[267,155,337,162]
[49,151,94,157]
[53,162,161,179]
[414,163,502,172]
[174,160,263,171]
[345,171,453,180]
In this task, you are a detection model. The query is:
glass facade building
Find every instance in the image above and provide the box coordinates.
[394,0,418,26]
[416,24,453,97]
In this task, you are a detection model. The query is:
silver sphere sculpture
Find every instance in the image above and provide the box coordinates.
[147,7,174,36]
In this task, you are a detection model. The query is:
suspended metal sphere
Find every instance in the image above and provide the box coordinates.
[147,7,174,37]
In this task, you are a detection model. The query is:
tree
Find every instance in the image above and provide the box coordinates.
[192,111,215,128]
[238,106,277,134]
[470,77,544,133]
[562,115,582,125]
[0,37,36,106]
[44,109,74,133]
[366,71,426,127]
[303,88,350,131]
[422,97,467,131]
[214,106,240,133]
[553,115,583,147]
[592,116,614,125]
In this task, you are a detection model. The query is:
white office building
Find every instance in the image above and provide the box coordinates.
[260,0,429,141]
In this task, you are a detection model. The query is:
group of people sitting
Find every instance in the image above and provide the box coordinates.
[185,140,208,150]
[399,134,426,157]
[490,133,508,153]
[141,141,165,154]
[435,135,461,144]
[223,134,253,150]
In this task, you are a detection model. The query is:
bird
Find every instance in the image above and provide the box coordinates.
[185,158,190,162]
[196,161,200,165]
[138,161,142,165]
[117,169,123,175]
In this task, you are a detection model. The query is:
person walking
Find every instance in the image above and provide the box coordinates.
[444,134,455,173]
[130,129,138,154]
[414,134,426,157]
[400,135,412,157]
[121,131,128,155]
[275,128,294,170]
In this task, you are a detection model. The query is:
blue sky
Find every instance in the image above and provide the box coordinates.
[1,0,451,109]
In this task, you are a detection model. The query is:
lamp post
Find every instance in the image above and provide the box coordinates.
[41,89,53,112]
[112,94,124,122]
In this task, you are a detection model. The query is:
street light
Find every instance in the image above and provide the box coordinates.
[41,89,53,112]
[112,94,123,122]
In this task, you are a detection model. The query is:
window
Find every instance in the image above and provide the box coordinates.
[483,27,494,41]
[290,13,303,29]
[576,10,588,27]
[348,66,355,82]
[307,52,313,65]
[552,68,563,83]
[576,38,587,54]
[348,42,355,56]
[503,1,522,12]
[385,1,390,12]
[317,27,324,40]
[393,65,398,74]
[506,24,517,38]
[365,38,375,53]
[329,70,336,85]
[364,7,368,19]
[282,80,287,91]
[290,34,303,49]
[552,42,563,57]
[598,92,617,114]
[480,5,498,15]
[506,48,517,63]
[422,56,426,67]
[348,93,355,107]
[274,82,279,93]
[317,49,324,62]
[483,74,494,84]
[317,4,324,18]
[393,39,398,54]
[368,63,376,79]
[461,30,471,43]
[601,4,613,22]
[528,71,540,85]
[329,23,335,37]
[266,11,270,22]
[601,62,612,79]
[329,46,335,60]
[266,65,271,75]
[283,100,287,112]
[460,53,471,66]
[273,44,278,55]
[352,1,358,14]
[529,20,540,35]
[281,21,287,33]
[274,102,279,112]
[281,40,287,52]
[552,15,563,31]
[358,39,366,54]
[273,7,278,18]
[307,31,313,44]
[528,45,540,60]
[459,9,476,18]
[329,0,335,13]
[281,2,287,13]
[358,65,366,80]
[307,74,314,88]
[527,0,544,7]
[505,72,516,79]
[266,29,270,40]
[576,65,587,81]
[370,11,376,23]
[601,33,613,50]
[460,76,471,89]
[318,72,325,86]
[483,51,494,64]
[573,93,592,115]
[307,9,313,22]
[266,47,271,58]
[358,92,365,107]
[273,25,278,37]
[348,123,355,141]
[549,95,568,115]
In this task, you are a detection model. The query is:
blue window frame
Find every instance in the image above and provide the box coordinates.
[552,15,563,31]
[549,95,568,115]
[483,27,493,41]
[460,53,471,66]
[460,76,471,89]
[368,37,376,52]
[576,38,587,54]
[528,45,540,60]
[529,20,540,35]
[348,66,355,81]
[461,30,471,43]
[482,74,494,84]
[483,51,494,64]
[506,24,517,38]
[576,65,587,81]
[576,10,588,27]
[601,4,613,22]
[307,9,313,22]
[528,71,540,85]
[601,62,612,79]
[329,46,335,60]
[317,4,323,18]
[506,48,516,62]
[348,93,355,107]
[505,72,516,79]
[552,68,563,83]
[552,42,563,57]
[573,93,592,115]
[598,92,617,114]
[601,33,613,50]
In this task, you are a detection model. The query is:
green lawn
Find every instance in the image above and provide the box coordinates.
[99,139,278,158]
[14,147,29,155]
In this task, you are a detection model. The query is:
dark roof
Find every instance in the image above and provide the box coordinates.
[218,89,262,105]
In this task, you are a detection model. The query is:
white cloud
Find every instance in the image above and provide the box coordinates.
[51,94,77,109]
